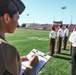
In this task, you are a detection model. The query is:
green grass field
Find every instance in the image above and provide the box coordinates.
[5,28,71,75]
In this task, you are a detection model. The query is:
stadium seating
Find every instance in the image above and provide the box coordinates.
[25,23,76,32]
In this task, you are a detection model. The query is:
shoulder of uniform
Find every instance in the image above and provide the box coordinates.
[0,38,7,44]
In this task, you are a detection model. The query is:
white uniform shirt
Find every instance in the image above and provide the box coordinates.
[57,28,64,37]
[64,28,69,36]
[69,31,76,47]
[49,30,56,39]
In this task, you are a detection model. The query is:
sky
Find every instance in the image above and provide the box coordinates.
[19,0,76,25]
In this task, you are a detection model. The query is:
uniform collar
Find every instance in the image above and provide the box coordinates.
[0,31,5,39]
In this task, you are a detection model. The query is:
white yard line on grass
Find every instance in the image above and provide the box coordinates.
[8,39,28,43]
[27,37,49,41]
[8,37,49,43]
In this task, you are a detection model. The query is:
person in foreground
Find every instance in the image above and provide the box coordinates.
[69,28,76,75]
[0,0,39,75]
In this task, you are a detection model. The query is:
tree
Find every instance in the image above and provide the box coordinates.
[21,23,26,27]
[17,25,20,27]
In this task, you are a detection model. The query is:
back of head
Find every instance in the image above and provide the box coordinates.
[60,25,62,28]
[0,0,25,17]
[51,26,55,31]
[66,25,68,28]
[73,28,76,31]
[58,25,62,28]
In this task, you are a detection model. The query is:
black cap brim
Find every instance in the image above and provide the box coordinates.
[12,0,25,14]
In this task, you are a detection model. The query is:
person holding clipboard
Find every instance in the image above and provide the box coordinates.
[0,0,39,75]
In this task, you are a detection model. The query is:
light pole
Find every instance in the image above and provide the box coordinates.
[26,14,29,23]
[61,6,66,23]
[70,15,73,25]
[53,15,55,22]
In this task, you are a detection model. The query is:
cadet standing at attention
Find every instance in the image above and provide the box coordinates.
[49,26,56,56]
[56,25,64,53]
[69,28,76,75]
[62,25,69,50]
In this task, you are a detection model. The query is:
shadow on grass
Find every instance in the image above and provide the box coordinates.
[53,55,71,61]
[45,51,71,61]
[61,49,69,51]
[61,49,69,52]
[66,49,69,50]
[60,53,71,56]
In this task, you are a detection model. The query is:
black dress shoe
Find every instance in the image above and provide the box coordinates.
[50,54,53,56]
[69,60,72,63]
[56,52,60,54]
[62,48,66,50]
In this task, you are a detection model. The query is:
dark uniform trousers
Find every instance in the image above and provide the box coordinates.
[63,37,68,49]
[70,45,72,55]
[56,37,62,53]
[50,38,55,56]
[71,47,76,75]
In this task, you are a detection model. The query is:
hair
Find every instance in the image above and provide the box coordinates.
[66,25,68,28]
[0,1,18,18]
[60,25,62,28]
[51,26,55,30]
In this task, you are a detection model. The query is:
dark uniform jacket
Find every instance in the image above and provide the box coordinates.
[0,32,21,75]
[0,32,35,75]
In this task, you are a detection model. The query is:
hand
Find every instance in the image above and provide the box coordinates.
[28,54,39,68]
[20,56,28,61]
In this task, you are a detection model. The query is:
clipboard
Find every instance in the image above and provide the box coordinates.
[20,49,51,75]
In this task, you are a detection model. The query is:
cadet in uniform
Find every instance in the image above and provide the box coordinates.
[0,0,38,75]
[69,28,75,56]
[49,26,56,56]
[56,25,64,53]
[69,28,76,75]
[62,25,69,50]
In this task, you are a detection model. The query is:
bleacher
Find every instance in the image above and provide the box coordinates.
[26,23,40,30]
[25,23,76,32]
[26,23,52,30]
[68,24,76,32]
[37,24,52,30]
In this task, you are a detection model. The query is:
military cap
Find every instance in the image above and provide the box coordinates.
[0,0,25,15]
